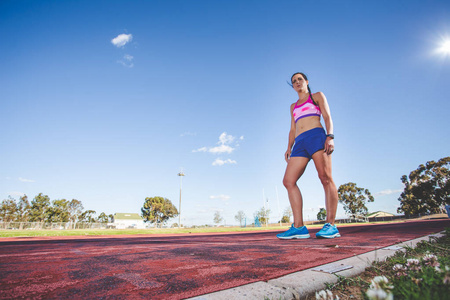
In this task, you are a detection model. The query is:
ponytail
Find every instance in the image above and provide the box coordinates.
[307,85,318,106]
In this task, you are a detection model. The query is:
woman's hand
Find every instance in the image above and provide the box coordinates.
[324,137,335,155]
[285,149,291,163]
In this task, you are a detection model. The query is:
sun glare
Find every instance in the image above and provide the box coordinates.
[437,39,450,54]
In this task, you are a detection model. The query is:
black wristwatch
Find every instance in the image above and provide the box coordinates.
[326,134,334,139]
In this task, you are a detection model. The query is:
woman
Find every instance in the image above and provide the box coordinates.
[277,72,340,239]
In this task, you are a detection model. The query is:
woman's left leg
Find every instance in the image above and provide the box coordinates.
[311,151,338,224]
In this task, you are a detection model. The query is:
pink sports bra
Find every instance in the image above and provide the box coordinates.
[293,95,321,122]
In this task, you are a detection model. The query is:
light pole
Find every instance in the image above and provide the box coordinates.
[177,171,185,228]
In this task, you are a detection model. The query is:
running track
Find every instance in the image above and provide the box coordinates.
[0,219,448,299]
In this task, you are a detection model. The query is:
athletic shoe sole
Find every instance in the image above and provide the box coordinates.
[316,233,341,239]
[277,234,310,239]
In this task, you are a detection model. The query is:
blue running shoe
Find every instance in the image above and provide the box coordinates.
[276,224,310,239]
[316,223,341,238]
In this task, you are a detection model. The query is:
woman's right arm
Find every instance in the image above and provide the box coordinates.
[285,103,296,163]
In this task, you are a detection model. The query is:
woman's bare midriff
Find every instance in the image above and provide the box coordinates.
[295,116,322,137]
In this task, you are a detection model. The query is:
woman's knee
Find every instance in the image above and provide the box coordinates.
[283,176,296,189]
[318,172,332,186]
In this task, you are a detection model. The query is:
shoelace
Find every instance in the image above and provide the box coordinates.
[287,225,302,233]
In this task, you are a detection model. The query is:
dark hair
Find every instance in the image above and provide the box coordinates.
[288,72,317,105]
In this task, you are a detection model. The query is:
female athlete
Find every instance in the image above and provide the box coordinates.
[277,72,340,239]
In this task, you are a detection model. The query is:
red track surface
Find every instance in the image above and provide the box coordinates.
[0,219,448,299]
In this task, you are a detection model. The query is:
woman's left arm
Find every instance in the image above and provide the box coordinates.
[315,92,335,155]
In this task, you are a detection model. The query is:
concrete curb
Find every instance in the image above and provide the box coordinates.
[188,232,444,300]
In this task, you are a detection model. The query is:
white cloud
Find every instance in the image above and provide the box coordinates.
[219,132,235,145]
[193,147,208,153]
[18,177,35,183]
[210,194,231,201]
[111,33,133,47]
[117,54,134,68]
[209,144,234,154]
[194,132,243,166]
[212,158,237,166]
[111,33,135,67]
[193,132,241,154]
[374,189,403,197]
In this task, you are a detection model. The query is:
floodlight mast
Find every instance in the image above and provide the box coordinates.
[177,171,185,228]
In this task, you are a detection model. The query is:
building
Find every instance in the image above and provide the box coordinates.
[367,211,395,218]
[112,213,146,229]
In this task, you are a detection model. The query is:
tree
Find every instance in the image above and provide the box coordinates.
[234,210,246,226]
[141,196,178,225]
[16,195,30,222]
[47,199,70,222]
[281,207,293,223]
[78,210,96,223]
[68,199,84,223]
[29,193,51,222]
[0,197,17,222]
[281,215,290,223]
[97,212,109,223]
[317,208,327,221]
[338,182,374,219]
[213,211,223,225]
[398,157,450,216]
[254,207,271,225]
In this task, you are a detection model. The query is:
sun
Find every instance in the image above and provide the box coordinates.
[437,39,450,54]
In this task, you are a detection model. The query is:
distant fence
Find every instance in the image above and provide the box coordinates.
[314,213,447,225]
[0,222,112,230]
[275,213,448,227]
[0,213,447,230]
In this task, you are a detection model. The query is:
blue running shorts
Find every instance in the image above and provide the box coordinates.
[291,127,326,160]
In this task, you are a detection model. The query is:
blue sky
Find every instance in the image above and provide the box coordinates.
[1,0,449,226]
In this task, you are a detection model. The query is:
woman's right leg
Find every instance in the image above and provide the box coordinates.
[283,156,310,228]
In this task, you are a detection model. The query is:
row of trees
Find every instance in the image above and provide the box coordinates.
[212,207,271,227]
[0,193,112,223]
[139,197,273,227]
[5,157,445,226]
[223,184,374,226]
[230,157,449,225]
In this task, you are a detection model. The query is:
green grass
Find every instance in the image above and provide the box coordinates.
[0,225,294,238]
[313,228,450,300]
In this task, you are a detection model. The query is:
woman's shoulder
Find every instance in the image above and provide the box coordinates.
[312,92,327,103]
[289,101,297,113]
[312,91,325,98]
